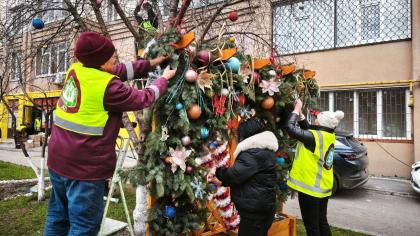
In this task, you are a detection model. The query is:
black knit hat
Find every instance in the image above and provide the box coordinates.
[238,118,265,142]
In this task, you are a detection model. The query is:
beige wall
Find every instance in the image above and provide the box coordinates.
[363,142,412,178]
[283,41,412,84]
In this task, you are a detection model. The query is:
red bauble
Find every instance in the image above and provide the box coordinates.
[197,50,211,66]
[228,11,238,22]
[187,104,202,120]
[237,93,246,106]
[186,166,193,174]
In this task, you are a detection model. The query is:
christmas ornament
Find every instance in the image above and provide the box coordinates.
[185,69,198,83]
[225,57,241,73]
[261,96,275,110]
[229,11,238,21]
[279,183,288,190]
[187,104,202,120]
[237,93,246,106]
[197,71,213,91]
[268,70,277,77]
[186,166,193,174]
[208,142,217,150]
[181,135,192,146]
[164,156,172,164]
[229,37,235,43]
[221,88,229,96]
[213,95,226,116]
[160,126,170,141]
[253,72,261,85]
[201,127,210,139]
[259,78,281,96]
[169,146,192,173]
[209,182,218,192]
[164,205,176,219]
[191,177,205,199]
[197,50,211,66]
[176,103,184,110]
[277,157,286,166]
[32,18,44,30]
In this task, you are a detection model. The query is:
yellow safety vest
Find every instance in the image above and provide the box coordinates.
[54,62,115,136]
[141,20,155,31]
[287,130,336,198]
[35,118,41,130]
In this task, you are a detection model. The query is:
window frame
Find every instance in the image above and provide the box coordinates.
[35,42,69,78]
[319,87,412,140]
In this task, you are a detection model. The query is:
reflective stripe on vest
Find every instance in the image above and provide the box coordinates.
[54,62,115,136]
[54,113,104,135]
[287,129,335,198]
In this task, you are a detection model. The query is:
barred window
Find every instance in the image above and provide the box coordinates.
[358,90,377,136]
[334,91,354,134]
[273,0,412,54]
[319,88,411,140]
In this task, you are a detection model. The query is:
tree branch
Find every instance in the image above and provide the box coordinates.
[151,0,164,33]
[170,0,180,20]
[198,0,246,45]
[63,0,88,31]
[88,0,110,37]
[174,0,192,26]
[110,0,142,43]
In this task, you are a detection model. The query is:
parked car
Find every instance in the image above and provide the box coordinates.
[288,131,369,194]
[333,131,369,194]
[411,161,420,194]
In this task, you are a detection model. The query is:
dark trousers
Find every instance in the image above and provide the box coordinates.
[298,192,332,236]
[238,212,275,236]
[44,170,105,236]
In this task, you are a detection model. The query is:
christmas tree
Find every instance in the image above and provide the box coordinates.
[124,25,319,235]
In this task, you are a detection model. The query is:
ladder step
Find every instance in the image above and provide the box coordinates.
[101,218,128,235]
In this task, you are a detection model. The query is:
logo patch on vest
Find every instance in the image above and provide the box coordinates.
[58,70,81,113]
[323,144,334,170]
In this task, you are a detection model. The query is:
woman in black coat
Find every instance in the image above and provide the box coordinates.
[214,118,278,236]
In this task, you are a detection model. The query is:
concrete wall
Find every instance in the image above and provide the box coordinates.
[363,142,412,178]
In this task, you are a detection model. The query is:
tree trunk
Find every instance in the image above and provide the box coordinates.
[133,185,148,236]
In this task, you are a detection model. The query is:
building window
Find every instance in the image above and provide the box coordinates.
[273,0,412,54]
[319,87,411,140]
[42,0,68,23]
[10,52,22,82]
[361,2,380,40]
[334,91,354,134]
[35,42,69,77]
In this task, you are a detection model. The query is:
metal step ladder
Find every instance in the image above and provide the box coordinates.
[98,136,135,236]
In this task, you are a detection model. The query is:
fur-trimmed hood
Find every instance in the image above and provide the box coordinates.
[234,131,278,158]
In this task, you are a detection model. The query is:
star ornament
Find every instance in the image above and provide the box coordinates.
[259,78,281,96]
[169,146,192,173]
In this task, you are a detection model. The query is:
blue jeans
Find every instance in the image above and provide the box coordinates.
[44,170,105,236]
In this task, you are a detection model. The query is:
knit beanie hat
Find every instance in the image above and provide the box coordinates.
[238,118,266,142]
[317,110,345,129]
[74,32,115,68]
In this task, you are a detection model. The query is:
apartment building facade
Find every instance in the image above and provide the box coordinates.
[1,0,418,178]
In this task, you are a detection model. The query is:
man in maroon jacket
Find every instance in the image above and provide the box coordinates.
[44,32,176,236]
